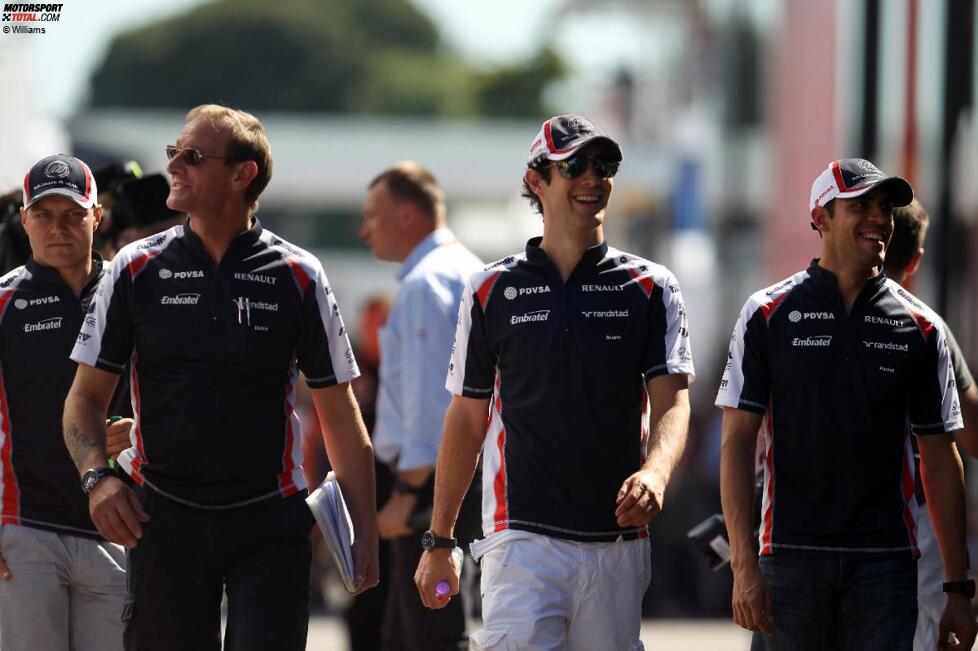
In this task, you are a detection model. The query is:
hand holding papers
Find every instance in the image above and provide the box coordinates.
[307,471,357,592]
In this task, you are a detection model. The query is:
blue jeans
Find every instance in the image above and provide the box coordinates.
[757,555,917,651]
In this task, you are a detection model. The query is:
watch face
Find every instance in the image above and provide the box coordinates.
[82,472,97,493]
[421,530,434,552]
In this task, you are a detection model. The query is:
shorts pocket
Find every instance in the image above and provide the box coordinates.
[470,628,508,650]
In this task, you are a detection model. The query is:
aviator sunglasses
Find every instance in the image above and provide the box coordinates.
[165,145,240,166]
[550,153,620,180]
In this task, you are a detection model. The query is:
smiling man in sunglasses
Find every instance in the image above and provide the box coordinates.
[62,104,379,650]
[415,114,694,650]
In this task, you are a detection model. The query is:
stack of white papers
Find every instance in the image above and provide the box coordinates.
[307,471,357,592]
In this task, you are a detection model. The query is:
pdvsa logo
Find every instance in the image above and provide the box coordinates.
[13,295,60,309]
[788,310,834,322]
[504,285,550,300]
[159,269,204,280]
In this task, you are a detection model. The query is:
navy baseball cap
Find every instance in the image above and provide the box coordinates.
[809,158,913,213]
[23,154,98,210]
[528,115,623,166]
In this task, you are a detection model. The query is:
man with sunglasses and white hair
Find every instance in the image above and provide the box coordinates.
[63,105,379,650]
[415,114,694,650]
[0,155,128,651]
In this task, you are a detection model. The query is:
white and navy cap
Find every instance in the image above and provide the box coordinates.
[528,114,623,166]
[23,154,98,210]
[809,158,913,213]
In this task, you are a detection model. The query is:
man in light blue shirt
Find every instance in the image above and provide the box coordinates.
[360,162,483,651]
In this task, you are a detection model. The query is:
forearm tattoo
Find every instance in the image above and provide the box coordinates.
[64,422,102,470]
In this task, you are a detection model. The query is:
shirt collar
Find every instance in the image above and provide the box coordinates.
[806,258,887,294]
[182,216,264,262]
[25,253,104,292]
[524,237,609,272]
[397,227,456,280]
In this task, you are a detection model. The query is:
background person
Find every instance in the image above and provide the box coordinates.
[883,198,978,651]
[361,162,483,651]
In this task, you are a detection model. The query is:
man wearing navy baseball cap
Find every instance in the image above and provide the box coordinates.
[0,154,129,651]
[718,158,976,650]
[415,115,694,649]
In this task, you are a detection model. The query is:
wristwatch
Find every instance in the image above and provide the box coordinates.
[81,467,115,494]
[421,530,457,552]
[943,580,976,599]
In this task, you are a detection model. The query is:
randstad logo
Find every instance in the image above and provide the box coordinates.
[161,293,201,306]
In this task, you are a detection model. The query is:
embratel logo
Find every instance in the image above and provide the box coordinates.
[2,2,62,34]
[510,310,549,325]
[792,335,832,347]
[23,316,61,333]
[161,293,201,306]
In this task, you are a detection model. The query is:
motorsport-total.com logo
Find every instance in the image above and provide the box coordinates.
[1,3,62,34]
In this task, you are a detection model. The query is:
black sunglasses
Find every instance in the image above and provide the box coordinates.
[551,154,620,180]
[165,145,239,166]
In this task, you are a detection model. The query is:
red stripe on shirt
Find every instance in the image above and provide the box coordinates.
[128,356,146,485]
[492,376,508,532]
[760,411,775,554]
[278,374,299,497]
[0,373,20,525]
[476,271,502,311]
[0,290,20,524]
[284,258,311,295]
[760,292,789,322]
[901,440,919,556]
[626,266,654,297]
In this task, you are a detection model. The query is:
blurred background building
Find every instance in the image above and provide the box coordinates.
[2,0,976,621]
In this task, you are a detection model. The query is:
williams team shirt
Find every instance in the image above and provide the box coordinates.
[0,257,106,537]
[71,220,358,507]
[716,261,962,557]
[447,238,695,542]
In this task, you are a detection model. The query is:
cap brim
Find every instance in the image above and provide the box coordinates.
[837,176,913,207]
[24,188,96,210]
[545,135,623,162]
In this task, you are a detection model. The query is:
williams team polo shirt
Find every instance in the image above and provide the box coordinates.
[0,257,106,537]
[71,220,358,507]
[447,237,695,542]
[716,261,962,557]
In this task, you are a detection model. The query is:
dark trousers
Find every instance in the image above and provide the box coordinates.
[380,534,467,651]
[123,488,314,651]
[757,554,918,651]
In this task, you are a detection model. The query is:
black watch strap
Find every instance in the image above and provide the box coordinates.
[81,467,115,494]
[422,529,457,551]
[943,580,976,598]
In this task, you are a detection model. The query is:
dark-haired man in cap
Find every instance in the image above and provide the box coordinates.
[62,105,379,650]
[415,115,694,649]
[718,159,977,650]
[0,155,130,651]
